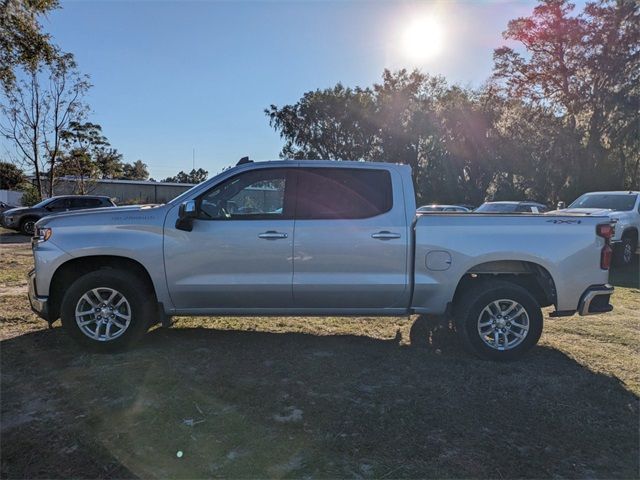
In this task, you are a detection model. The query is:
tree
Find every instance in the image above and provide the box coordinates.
[0,161,25,189]
[58,121,126,181]
[57,121,108,193]
[582,0,640,189]
[0,52,90,199]
[493,0,639,195]
[95,148,124,179]
[0,0,59,89]
[162,168,208,184]
[121,160,149,181]
[266,69,482,203]
[56,150,96,193]
[266,84,377,161]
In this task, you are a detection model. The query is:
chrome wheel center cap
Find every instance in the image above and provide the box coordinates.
[479,299,530,351]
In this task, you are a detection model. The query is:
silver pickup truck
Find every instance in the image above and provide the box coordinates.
[28,160,615,360]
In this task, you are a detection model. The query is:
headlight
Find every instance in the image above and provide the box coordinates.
[34,227,52,242]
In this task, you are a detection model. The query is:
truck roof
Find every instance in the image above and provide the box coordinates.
[48,194,112,199]
[482,201,546,206]
[247,159,409,168]
[580,191,639,195]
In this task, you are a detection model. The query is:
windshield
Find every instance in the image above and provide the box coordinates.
[475,203,517,213]
[31,198,55,209]
[569,194,637,211]
[417,206,444,212]
[168,167,236,205]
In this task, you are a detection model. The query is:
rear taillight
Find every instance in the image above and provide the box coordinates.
[597,224,614,239]
[596,223,613,270]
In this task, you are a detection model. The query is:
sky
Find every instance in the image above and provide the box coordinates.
[32,0,564,179]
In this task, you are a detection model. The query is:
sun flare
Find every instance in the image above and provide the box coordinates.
[402,16,444,63]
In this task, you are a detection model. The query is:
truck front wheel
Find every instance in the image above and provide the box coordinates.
[20,217,37,236]
[454,281,543,361]
[60,270,155,351]
[614,235,636,266]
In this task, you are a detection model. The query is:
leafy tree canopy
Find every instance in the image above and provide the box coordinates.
[0,160,25,189]
[121,160,149,181]
[162,168,208,184]
[0,0,60,89]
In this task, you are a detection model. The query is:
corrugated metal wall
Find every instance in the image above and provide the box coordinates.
[48,179,195,204]
[0,190,24,206]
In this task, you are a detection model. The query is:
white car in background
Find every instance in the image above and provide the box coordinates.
[554,191,639,266]
[417,204,471,213]
[475,201,548,214]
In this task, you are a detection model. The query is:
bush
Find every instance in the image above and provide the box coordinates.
[20,184,41,206]
[0,162,26,190]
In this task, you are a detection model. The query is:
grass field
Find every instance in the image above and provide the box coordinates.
[1,227,638,479]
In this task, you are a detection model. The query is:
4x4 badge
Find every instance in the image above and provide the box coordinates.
[546,219,582,224]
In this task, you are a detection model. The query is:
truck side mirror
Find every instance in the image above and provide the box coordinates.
[557,201,566,210]
[176,200,197,231]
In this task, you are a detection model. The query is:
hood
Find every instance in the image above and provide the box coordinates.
[2,206,31,216]
[36,204,165,226]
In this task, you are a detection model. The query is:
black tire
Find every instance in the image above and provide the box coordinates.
[613,236,637,267]
[20,217,37,236]
[60,269,156,352]
[454,280,543,361]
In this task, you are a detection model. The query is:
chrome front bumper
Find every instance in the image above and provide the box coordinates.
[27,268,49,322]
[578,284,614,316]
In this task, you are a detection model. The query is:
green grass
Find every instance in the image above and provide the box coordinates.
[1,235,638,479]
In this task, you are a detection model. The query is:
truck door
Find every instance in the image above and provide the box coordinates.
[292,167,410,309]
[164,167,295,310]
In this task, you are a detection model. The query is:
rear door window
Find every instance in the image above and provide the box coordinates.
[84,198,103,208]
[70,198,87,209]
[295,168,392,220]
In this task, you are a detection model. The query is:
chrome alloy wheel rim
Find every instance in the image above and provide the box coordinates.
[477,299,529,351]
[75,287,131,341]
[23,221,35,235]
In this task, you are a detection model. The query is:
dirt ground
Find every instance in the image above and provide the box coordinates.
[1,229,638,479]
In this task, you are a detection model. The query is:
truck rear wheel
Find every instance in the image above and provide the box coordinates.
[454,280,543,361]
[60,270,155,351]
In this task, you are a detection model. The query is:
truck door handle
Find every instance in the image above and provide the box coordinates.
[371,231,401,240]
[258,231,288,240]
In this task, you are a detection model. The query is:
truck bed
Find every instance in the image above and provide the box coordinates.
[411,213,611,314]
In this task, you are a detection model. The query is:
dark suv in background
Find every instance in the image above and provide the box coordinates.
[1,195,116,235]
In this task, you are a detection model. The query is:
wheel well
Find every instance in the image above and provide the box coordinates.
[451,261,557,309]
[49,256,155,321]
[20,216,38,225]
